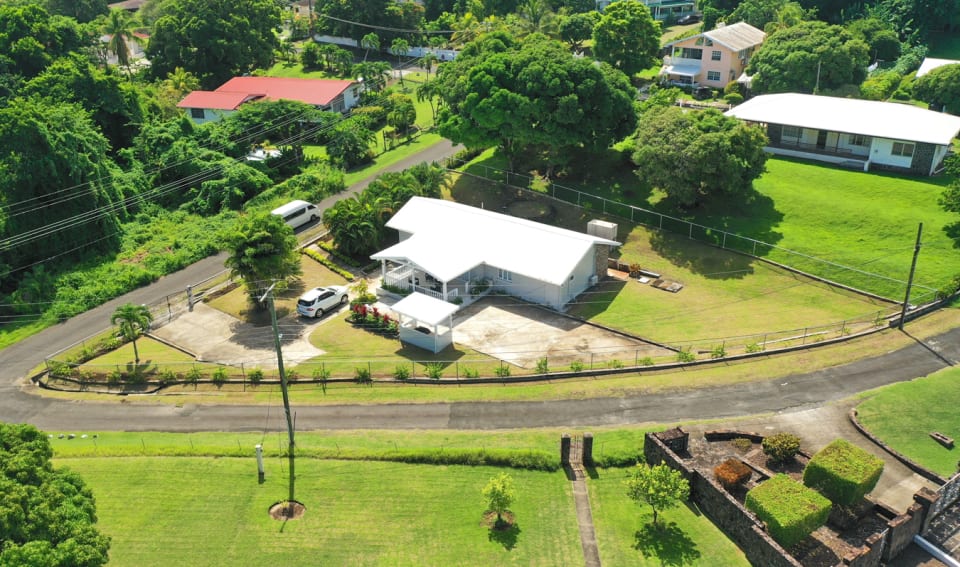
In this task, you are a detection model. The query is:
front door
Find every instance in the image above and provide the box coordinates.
[816,130,827,150]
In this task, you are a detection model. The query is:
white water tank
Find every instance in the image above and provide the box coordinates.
[587,219,618,241]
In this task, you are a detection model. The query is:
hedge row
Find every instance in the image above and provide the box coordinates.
[803,439,884,506]
[746,474,831,548]
[303,248,354,281]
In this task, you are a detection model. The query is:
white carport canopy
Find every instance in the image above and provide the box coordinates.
[664,64,700,77]
[391,292,459,326]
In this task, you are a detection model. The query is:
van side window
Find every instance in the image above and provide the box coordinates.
[283,208,305,222]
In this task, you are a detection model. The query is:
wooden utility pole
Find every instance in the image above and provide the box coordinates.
[260,284,296,512]
[899,223,923,330]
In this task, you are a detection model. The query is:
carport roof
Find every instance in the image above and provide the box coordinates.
[372,197,620,285]
[391,292,459,326]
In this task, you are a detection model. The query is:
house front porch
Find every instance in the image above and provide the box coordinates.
[379,261,492,307]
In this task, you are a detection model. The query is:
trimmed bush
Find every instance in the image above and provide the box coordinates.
[762,432,801,464]
[746,474,831,548]
[803,439,884,506]
[247,368,264,384]
[212,366,228,385]
[393,365,410,380]
[714,458,752,489]
[303,248,354,281]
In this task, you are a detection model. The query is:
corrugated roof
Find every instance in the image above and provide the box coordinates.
[372,197,620,286]
[215,77,355,107]
[704,22,766,52]
[916,57,960,78]
[177,91,252,110]
[725,93,960,146]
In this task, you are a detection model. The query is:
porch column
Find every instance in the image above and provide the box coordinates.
[381,259,386,280]
[442,281,448,301]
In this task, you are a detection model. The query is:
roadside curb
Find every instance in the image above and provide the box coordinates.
[847,407,948,485]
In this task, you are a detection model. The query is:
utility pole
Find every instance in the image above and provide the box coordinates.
[899,223,923,330]
[259,283,296,514]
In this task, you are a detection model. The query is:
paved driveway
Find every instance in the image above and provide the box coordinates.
[452,297,674,368]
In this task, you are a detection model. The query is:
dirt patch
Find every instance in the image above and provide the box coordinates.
[269,500,306,520]
[480,510,516,529]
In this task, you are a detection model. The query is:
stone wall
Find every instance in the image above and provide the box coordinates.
[843,530,887,567]
[594,245,609,281]
[909,142,936,175]
[884,503,925,561]
[645,433,802,567]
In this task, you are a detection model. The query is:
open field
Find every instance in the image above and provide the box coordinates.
[855,366,960,478]
[590,467,749,566]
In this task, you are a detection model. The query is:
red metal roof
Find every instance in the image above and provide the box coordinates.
[177,91,254,111]
[214,77,355,107]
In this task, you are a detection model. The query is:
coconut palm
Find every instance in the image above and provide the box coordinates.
[360,33,380,62]
[416,79,442,122]
[102,9,142,76]
[418,52,439,77]
[110,303,154,365]
[391,38,410,86]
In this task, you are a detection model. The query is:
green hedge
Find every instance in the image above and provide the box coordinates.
[303,248,354,281]
[746,474,831,548]
[803,439,884,506]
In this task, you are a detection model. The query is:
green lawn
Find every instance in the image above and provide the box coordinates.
[58,458,581,566]
[589,467,749,566]
[855,366,960,478]
[929,33,960,59]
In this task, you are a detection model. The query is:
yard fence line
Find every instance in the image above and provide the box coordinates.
[441,158,939,306]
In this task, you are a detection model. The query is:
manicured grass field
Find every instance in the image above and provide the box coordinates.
[589,467,749,566]
[60,457,581,566]
[855,366,960,478]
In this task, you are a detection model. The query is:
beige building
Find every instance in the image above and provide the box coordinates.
[661,21,765,89]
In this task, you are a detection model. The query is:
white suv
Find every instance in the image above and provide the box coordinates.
[296,286,348,318]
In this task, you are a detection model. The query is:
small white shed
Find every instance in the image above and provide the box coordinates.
[391,292,459,353]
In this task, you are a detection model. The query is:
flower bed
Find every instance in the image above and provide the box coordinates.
[348,303,399,336]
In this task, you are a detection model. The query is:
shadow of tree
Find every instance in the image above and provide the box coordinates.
[944,220,960,248]
[488,522,521,550]
[633,521,701,566]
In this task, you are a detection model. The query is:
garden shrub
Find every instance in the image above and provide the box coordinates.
[248,367,264,384]
[354,366,372,383]
[746,342,764,353]
[393,365,410,380]
[303,248,354,281]
[212,366,228,385]
[592,449,642,468]
[48,361,75,379]
[714,458,752,489]
[732,438,753,452]
[639,356,654,366]
[185,366,202,384]
[494,365,511,378]
[762,432,801,464]
[285,370,300,382]
[535,357,549,374]
[710,344,726,359]
[745,474,831,548]
[803,439,884,506]
[723,92,744,105]
[570,360,585,372]
[107,370,122,385]
[607,359,624,369]
[676,349,695,363]
[159,369,178,385]
[312,366,331,381]
[462,367,480,378]
[424,362,443,380]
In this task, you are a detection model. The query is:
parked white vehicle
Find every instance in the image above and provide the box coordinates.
[296,286,348,318]
[271,200,319,230]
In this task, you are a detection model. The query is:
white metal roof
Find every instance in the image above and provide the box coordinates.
[664,63,700,77]
[725,93,960,146]
[372,197,620,286]
[391,292,459,326]
[916,57,960,78]
[704,22,766,52]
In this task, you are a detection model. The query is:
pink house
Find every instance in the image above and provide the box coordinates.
[661,22,765,89]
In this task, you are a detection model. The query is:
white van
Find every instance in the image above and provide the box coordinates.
[271,200,319,230]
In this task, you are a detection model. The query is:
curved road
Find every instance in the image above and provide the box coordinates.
[1,135,958,432]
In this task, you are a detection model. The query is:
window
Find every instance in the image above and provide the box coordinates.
[676,47,703,60]
[190,108,204,119]
[707,71,721,81]
[711,50,722,61]
[782,126,801,139]
[704,39,713,47]
[498,269,512,282]
[848,134,867,147]
[892,142,914,157]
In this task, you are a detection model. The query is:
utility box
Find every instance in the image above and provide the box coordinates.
[587,219,618,241]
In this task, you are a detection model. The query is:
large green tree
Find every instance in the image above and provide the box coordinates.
[45,0,108,22]
[558,11,598,53]
[436,33,637,172]
[591,0,660,78]
[747,21,869,94]
[846,17,901,62]
[624,461,690,527]
[223,213,302,300]
[868,0,958,42]
[631,107,768,207]
[101,8,142,75]
[0,423,110,566]
[912,64,960,115]
[146,0,282,89]
[0,3,85,78]
[110,303,153,365]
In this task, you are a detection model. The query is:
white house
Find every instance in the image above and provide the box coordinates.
[725,93,960,176]
[372,197,619,314]
[178,77,363,124]
[916,57,960,78]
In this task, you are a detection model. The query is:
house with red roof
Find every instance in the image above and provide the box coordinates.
[177,77,363,124]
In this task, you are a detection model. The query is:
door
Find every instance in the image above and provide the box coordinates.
[816,130,827,150]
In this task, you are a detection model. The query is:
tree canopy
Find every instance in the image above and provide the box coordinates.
[631,107,768,208]
[0,3,86,79]
[0,423,110,566]
[591,0,660,78]
[624,461,690,527]
[110,303,153,364]
[747,21,869,94]
[912,63,960,115]
[436,32,637,171]
[146,0,282,89]
[223,213,302,299]
[482,472,516,527]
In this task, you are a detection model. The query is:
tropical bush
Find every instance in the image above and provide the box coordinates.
[803,439,884,506]
[746,474,831,548]
[714,458,752,489]
[762,432,801,464]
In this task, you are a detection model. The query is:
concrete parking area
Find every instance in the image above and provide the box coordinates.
[450,296,674,368]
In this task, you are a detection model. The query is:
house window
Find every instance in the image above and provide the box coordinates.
[782,126,801,139]
[190,108,204,119]
[892,142,914,157]
[848,134,867,147]
[704,38,713,47]
[707,71,721,81]
[711,50,722,61]
[676,47,703,60]
[498,269,512,282]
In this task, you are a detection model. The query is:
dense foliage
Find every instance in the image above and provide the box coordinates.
[223,213,302,300]
[591,0,660,77]
[912,63,960,115]
[803,439,884,506]
[0,422,110,566]
[631,107,768,207]
[436,32,636,172]
[761,432,802,464]
[745,474,831,548]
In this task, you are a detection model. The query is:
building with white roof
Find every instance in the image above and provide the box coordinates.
[725,93,960,176]
[372,197,619,317]
[916,57,960,78]
[661,22,766,89]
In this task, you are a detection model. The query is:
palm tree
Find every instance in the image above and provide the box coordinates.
[391,38,410,87]
[111,303,154,365]
[360,33,380,62]
[418,52,439,77]
[416,79,442,122]
[165,66,200,93]
[102,9,141,76]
